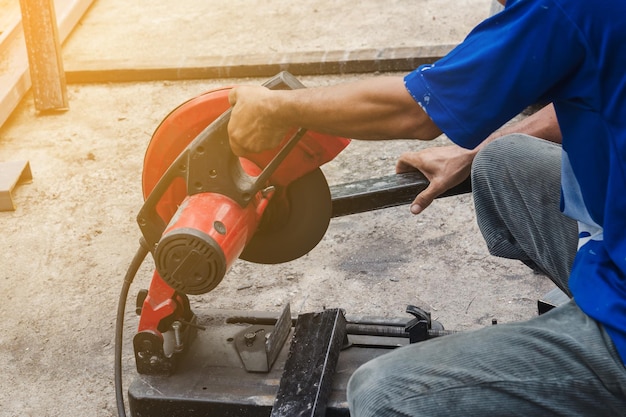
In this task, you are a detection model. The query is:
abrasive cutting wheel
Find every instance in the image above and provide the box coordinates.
[141,81,349,268]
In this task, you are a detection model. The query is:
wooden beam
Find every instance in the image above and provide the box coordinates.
[64,44,456,83]
[0,0,95,129]
[19,0,69,111]
[0,160,32,211]
[0,16,30,127]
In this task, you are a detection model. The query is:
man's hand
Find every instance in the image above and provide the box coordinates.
[396,145,476,214]
[227,86,291,156]
[394,103,561,215]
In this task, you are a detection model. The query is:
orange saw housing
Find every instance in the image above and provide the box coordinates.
[134,74,349,374]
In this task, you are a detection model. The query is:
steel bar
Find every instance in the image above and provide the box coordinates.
[270,309,347,417]
[330,171,472,218]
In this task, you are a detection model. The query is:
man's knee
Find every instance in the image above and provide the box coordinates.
[347,358,386,416]
[471,134,522,187]
[471,133,562,188]
[347,352,416,417]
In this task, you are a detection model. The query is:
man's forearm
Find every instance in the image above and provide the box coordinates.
[259,77,441,140]
[276,82,560,145]
[228,76,444,155]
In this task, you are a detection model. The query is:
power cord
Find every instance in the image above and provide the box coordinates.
[115,240,149,417]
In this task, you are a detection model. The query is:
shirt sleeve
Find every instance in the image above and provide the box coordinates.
[404,0,585,149]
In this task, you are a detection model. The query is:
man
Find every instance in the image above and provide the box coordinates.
[227,0,626,414]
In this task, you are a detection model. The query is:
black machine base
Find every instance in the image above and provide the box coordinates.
[128,308,417,417]
[128,290,563,417]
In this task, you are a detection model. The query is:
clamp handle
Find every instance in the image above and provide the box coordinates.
[405,305,432,343]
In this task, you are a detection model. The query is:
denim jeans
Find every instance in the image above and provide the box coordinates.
[347,135,626,416]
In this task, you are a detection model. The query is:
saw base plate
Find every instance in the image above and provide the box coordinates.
[128,308,410,417]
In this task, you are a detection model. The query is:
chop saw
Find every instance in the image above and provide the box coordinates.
[115,72,474,417]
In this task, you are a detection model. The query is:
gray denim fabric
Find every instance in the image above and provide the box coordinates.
[346,135,626,416]
[472,134,577,294]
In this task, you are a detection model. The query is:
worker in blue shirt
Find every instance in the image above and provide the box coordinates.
[227,0,626,414]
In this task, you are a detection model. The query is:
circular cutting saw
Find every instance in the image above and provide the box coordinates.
[138,72,350,295]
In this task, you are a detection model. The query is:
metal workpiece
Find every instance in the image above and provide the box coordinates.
[270,308,347,417]
[329,171,471,218]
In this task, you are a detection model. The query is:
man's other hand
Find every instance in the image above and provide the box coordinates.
[396,145,475,214]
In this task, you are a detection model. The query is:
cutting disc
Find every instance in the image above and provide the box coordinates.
[240,167,332,264]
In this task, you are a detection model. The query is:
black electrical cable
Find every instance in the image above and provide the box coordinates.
[115,240,149,417]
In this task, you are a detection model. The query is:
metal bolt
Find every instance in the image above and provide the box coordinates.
[261,185,276,198]
[244,332,257,346]
[172,321,184,352]
[213,221,226,235]
[142,339,153,351]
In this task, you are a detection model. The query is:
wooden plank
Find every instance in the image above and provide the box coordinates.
[0,0,95,129]
[19,0,69,111]
[64,44,456,83]
[0,16,30,127]
[0,160,32,211]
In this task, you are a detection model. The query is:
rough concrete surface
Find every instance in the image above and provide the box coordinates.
[0,1,555,416]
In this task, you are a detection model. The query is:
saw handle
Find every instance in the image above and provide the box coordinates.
[249,127,307,194]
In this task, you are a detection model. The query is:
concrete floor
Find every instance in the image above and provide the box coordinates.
[0,1,557,416]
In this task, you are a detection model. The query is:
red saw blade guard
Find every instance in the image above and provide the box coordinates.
[133,73,349,375]
[141,73,350,295]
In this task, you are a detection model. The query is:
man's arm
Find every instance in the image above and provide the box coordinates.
[484,103,561,144]
[397,103,561,214]
[227,76,442,155]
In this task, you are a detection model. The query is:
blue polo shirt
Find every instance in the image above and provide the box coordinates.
[404,0,626,364]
